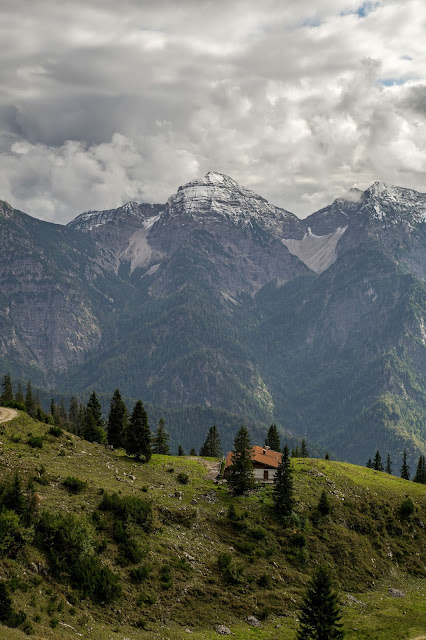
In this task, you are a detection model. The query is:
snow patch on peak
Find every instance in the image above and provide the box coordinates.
[169,171,296,233]
[362,182,426,225]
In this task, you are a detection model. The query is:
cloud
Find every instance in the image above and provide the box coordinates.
[0,0,425,220]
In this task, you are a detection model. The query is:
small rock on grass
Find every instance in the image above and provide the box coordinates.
[215,624,232,635]
[247,615,260,627]
[388,588,405,598]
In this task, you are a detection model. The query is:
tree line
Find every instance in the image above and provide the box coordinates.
[366,448,426,484]
[0,373,223,461]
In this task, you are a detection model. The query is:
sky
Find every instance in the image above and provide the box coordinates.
[1,0,426,222]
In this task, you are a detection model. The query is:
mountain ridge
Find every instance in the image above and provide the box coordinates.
[0,173,425,463]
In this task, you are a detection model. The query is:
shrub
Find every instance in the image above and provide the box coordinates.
[62,476,87,494]
[27,437,43,449]
[48,426,62,437]
[399,498,415,519]
[257,573,272,588]
[135,617,147,629]
[49,618,59,628]
[99,493,152,531]
[176,472,189,485]
[249,526,267,540]
[129,565,150,583]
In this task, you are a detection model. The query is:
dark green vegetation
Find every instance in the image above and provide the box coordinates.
[296,566,344,640]
[0,411,425,639]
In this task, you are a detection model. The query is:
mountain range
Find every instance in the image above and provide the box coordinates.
[0,172,425,463]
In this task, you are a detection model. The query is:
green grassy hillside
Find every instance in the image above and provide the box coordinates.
[0,412,425,639]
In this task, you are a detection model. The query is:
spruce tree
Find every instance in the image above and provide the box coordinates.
[273,444,294,518]
[87,391,104,429]
[126,400,151,462]
[385,454,392,474]
[177,444,185,456]
[83,407,105,443]
[199,425,222,457]
[25,380,35,416]
[373,450,383,471]
[325,452,330,460]
[153,418,170,455]
[292,446,300,458]
[400,449,410,480]
[300,439,309,457]
[317,489,331,516]
[107,389,128,449]
[296,566,344,640]
[4,472,27,518]
[68,396,79,432]
[189,447,197,456]
[15,382,25,405]
[0,373,14,405]
[227,426,255,495]
[366,458,373,468]
[0,581,13,623]
[265,424,280,451]
[413,455,426,484]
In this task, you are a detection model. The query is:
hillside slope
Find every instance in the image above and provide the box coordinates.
[0,412,425,640]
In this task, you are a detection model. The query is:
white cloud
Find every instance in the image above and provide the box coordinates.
[0,0,426,220]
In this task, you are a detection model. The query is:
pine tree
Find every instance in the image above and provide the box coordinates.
[189,447,197,456]
[373,450,383,471]
[4,472,27,518]
[366,458,373,468]
[87,391,104,429]
[199,425,222,457]
[400,449,410,480]
[296,566,344,640]
[300,439,309,458]
[153,418,170,455]
[0,373,14,405]
[107,389,128,449]
[83,407,105,443]
[68,396,79,432]
[265,424,280,452]
[25,380,35,416]
[177,444,185,456]
[15,382,25,405]
[292,446,300,458]
[227,426,255,495]
[126,400,151,462]
[273,444,294,518]
[385,454,392,474]
[413,455,426,484]
[0,581,13,623]
[325,452,330,460]
[317,489,331,516]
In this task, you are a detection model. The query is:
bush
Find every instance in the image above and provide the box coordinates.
[129,565,150,583]
[176,472,189,485]
[27,436,43,449]
[399,498,415,519]
[48,426,63,437]
[257,573,272,588]
[249,526,267,540]
[99,493,152,531]
[62,476,87,494]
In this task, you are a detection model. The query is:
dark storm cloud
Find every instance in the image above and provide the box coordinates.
[0,0,425,222]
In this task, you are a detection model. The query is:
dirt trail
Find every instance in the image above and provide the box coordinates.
[0,407,18,423]
[409,636,426,639]
[188,456,221,480]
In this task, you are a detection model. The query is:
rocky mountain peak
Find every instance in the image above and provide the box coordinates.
[358,182,426,226]
[165,171,299,237]
[68,201,163,232]
[0,200,15,219]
